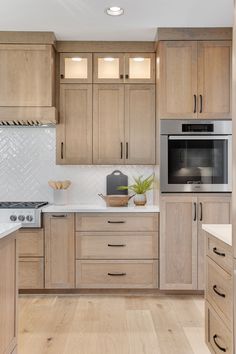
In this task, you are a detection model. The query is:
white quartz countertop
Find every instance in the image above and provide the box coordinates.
[202,224,232,246]
[0,223,21,241]
[42,204,160,213]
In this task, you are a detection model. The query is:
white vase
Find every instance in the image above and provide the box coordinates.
[134,193,147,206]
[53,190,68,205]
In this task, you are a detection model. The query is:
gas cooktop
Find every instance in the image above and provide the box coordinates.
[0,202,48,209]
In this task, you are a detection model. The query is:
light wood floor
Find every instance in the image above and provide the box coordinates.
[19,295,210,354]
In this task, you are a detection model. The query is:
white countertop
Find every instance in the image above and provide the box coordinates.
[42,204,160,213]
[0,223,21,240]
[202,224,232,246]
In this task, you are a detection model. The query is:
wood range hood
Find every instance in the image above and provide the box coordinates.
[0,31,57,126]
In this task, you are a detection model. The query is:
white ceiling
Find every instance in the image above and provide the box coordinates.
[0,0,234,41]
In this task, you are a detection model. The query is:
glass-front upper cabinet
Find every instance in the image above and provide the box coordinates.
[60,53,92,83]
[125,53,155,83]
[93,53,124,83]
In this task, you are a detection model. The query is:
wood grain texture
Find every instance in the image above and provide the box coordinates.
[124,53,155,84]
[19,258,44,289]
[157,28,232,41]
[0,31,56,44]
[206,234,233,275]
[18,295,210,354]
[93,53,124,83]
[60,53,92,84]
[18,229,44,257]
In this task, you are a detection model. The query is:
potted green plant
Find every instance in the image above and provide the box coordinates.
[118,174,154,206]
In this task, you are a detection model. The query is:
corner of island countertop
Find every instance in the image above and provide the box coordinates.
[0,223,22,241]
[202,224,232,246]
[42,204,160,213]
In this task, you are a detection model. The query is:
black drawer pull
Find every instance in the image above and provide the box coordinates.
[213,285,226,298]
[213,334,226,352]
[108,244,126,247]
[51,214,67,218]
[213,247,226,257]
[108,272,126,276]
[193,202,197,221]
[107,221,125,224]
[193,94,197,113]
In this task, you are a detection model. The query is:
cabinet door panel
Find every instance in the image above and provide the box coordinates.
[197,196,231,290]
[93,53,124,83]
[57,84,92,164]
[160,196,198,290]
[125,53,155,83]
[60,53,92,83]
[158,41,198,119]
[198,41,232,119]
[93,84,125,164]
[125,85,155,164]
[45,213,75,289]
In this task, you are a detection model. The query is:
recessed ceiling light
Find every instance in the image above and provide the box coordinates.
[72,57,82,62]
[106,6,124,16]
[133,57,145,62]
[104,57,115,62]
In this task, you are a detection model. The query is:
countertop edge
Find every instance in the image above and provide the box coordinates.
[202,224,232,246]
[0,223,22,241]
[42,205,160,213]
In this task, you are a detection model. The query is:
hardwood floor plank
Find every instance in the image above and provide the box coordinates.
[183,327,210,354]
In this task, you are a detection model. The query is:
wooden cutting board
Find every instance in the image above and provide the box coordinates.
[106,170,128,195]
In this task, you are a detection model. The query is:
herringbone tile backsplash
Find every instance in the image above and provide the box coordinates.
[0,127,158,204]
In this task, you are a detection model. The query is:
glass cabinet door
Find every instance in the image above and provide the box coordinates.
[60,53,92,83]
[93,53,124,83]
[125,53,155,83]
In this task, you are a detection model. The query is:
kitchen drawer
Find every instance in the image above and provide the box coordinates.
[76,260,158,288]
[18,228,44,257]
[76,232,158,260]
[19,257,44,289]
[206,235,232,274]
[206,256,232,328]
[205,301,232,354]
[76,213,158,232]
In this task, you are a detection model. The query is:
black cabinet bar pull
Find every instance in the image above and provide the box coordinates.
[213,335,226,352]
[52,214,67,218]
[213,285,226,298]
[126,142,128,159]
[107,221,125,224]
[108,272,126,276]
[193,94,197,113]
[199,95,203,113]
[108,244,126,247]
[60,74,64,79]
[213,247,226,257]
[120,142,123,159]
[193,202,197,221]
[120,74,124,79]
[125,74,129,79]
[61,142,64,159]
[200,202,203,221]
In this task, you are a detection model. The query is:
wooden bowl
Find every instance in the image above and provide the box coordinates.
[98,194,133,207]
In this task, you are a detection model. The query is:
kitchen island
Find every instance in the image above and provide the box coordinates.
[0,223,21,354]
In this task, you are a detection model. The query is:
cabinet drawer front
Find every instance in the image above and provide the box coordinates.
[206,257,232,328]
[76,213,158,232]
[76,260,158,288]
[206,301,232,354]
[76,232,158,260]
[19,258,44,289]
[207,235,232,274]
[18,229,44,257]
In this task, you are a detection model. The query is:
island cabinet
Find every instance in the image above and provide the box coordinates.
[45,213,75,289]
[158,40,232,119]
[160,194,231,290]
[75,213,159,288]
[0,232,18,354]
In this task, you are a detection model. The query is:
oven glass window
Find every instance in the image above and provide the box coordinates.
[168,139,228,184]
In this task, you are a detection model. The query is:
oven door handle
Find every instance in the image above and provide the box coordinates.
[168,135,230,140]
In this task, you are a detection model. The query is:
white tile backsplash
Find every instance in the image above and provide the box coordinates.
[0,127,159,205]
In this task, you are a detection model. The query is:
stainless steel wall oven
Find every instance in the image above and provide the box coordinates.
[160,120,232,193]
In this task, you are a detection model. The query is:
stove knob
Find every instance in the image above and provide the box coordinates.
[18,215,25,222]
[26,215,33,222]
[10,215,17,221]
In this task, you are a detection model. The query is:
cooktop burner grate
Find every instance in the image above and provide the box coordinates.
[0,201,48,209]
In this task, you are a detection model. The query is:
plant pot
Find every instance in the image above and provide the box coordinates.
[133,194,147,206]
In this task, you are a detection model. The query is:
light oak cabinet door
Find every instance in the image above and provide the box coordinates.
[93,53,124,83]
[125,85,155,164]
[198,41,232,119]
[160,195,198,290]
[60,53,92,83]
[19,258,44,289]
[93,84,125,164]
[0,44,55,107]
[0,234,17,354]
[158,41,198,119]
[45,213,75,289]
[125,53,155,83]
[57,84,92,164]
[197,196,231,290]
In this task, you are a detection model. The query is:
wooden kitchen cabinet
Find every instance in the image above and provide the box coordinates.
[197,196,231,290]
[0,232,17,354]
[93,53,124,83]
[160,195,198,290]
[93,84,155,164]
[60,53,92,83]
[19,258,44,289]
[45,213,75,289]
[57,84,93,164]
[158,40,232,119]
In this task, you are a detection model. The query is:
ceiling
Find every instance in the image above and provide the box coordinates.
[0,0,234,41]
